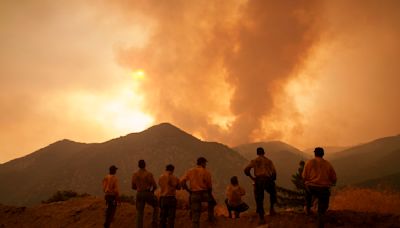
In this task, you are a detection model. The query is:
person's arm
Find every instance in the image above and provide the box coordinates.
[102,177,107,193]
[180,171,191,193]
[114,177,120,197]
[150,174,157,192]
[302,161,310,182]
[206,170,212,191]
[271,162,277,181]
[244,161,255,181]
[131,174,137,190]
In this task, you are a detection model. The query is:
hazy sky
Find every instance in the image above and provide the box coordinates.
[1,0,399,163]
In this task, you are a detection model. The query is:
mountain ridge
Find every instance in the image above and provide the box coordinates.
[1,123,400,206]
[332,135,400,186]
[0,122,249,206]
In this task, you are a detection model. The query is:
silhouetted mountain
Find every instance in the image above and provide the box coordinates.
[332,135,400,186]
[0,123,248,206]
[234,141,310,188]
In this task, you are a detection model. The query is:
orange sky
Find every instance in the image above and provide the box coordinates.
[1,0,399,163]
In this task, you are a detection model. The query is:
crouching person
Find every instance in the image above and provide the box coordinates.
[159,164,181,228]
[225,176,249,218]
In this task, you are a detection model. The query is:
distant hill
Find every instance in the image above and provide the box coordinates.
[0,123,248,206]
[234,141,310,189]
[331,135,400,186]
[304,146,351,160]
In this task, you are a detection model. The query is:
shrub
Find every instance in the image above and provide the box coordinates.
[42,190,89,204]
[119,194,135,205]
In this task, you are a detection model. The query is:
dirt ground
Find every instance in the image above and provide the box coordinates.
[0,197,399,228]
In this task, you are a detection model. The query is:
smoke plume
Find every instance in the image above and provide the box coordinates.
[116,0,322,145]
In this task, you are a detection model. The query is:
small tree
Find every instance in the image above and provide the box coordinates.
[291,160,306,194]
[276,160,306,209]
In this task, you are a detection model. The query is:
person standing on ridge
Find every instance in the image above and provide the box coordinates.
[181,157,216,228]
[225,176,249,219]
[159,164,181,228]
[102,165,120,228]
[244,147,277,225]
[132,159,159,228]
[302,147,337,225]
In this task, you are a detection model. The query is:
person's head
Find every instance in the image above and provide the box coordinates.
[230,176,239,186]
[138,159,146,169]
[166,164,175,173]
[314,147,324,158]
[109,165,118,175]
[197,157,208,167]
[299,160,305,167]
[257,147,265,155]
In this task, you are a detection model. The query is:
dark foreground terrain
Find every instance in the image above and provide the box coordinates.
[0,197,399,228]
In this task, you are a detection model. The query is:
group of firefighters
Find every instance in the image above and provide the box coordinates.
[102,146,337,228]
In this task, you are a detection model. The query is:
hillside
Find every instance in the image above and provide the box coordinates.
[331,135,400,186]
[0,140,90,206]
[357,172,400,190]
[0,123,249,206]
[0,196,399,228]
[304,146,351,160]
[234,141,310,188]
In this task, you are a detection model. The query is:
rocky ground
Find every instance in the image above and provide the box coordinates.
[0,196,399,228]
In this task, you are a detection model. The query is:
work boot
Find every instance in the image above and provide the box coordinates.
[258,218,266,225]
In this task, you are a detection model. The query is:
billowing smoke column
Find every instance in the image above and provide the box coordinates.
[223,1,321,144]
[116,0,321,145]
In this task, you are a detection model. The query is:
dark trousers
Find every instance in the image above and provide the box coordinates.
[136,191,159,228]
[305,185,331,215]
[190,191,215,228]
[225,199,249,218]
[160,196,177,228]
[254,177,277,218]
[104,195,117,228]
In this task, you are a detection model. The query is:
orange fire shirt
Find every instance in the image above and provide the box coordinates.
[245,155,276,178]
[159,171,181,197]
[102,174,119,196]
[181,166,212,192]
[302,157,337,187]
[226,184,245,207]
[132,169,157,192]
